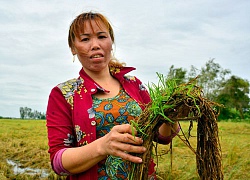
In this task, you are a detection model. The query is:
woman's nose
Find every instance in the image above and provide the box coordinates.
[91,38,100,50]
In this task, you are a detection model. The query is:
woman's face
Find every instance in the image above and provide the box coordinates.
[72,20,113,73]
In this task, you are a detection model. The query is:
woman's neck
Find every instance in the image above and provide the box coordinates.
[83,67,114,87]
[82,67,121,98]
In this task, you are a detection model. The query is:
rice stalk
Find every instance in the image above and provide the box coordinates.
[128,73,223,180]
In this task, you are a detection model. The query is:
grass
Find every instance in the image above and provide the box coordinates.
[0,119,65,180]
[155,121,250,180]
[0,119,249,179]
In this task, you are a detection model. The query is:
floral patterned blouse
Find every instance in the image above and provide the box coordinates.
[47,67,172,180]
[92,87,142,180]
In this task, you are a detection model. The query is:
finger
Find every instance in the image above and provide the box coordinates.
[114,124,138,135]
[111,140,146,154]
[123,143,146,154]
[114,150,144,164]
[120,133,143,145]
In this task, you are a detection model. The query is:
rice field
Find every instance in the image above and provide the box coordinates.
[0,119,249,180]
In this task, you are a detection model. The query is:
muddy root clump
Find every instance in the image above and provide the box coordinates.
[128,75,223,180]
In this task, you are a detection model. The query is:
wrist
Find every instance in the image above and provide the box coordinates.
[95,137,108,158]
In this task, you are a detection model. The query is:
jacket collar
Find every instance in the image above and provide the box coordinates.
[78,66,136,94]
[110,66,136,81]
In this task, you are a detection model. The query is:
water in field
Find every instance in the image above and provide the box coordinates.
[6,159,49,178]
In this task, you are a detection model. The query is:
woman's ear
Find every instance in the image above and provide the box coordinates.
[71,47,76,55]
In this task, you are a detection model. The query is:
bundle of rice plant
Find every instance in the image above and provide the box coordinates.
[128,73,223,180]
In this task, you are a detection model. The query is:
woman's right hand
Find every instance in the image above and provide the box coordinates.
[98,124,146,163]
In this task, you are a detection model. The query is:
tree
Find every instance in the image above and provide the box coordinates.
[20,107,30,119]
[19,107,46,119]
[216,76,250,119]
[167,65,187,85]
[188,58,231,100]
[20,107,25,119]
[165,59,250,120]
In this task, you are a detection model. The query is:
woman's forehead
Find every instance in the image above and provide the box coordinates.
[80,19,108,34]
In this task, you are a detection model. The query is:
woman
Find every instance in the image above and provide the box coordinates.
[46,11,179,180]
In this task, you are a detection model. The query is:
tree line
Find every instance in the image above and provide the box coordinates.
[166,58,249,120]
[18,59,249,120]
[19,107,46,119]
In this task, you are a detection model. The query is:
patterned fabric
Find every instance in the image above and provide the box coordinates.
[57,77,84,109]
[92,87,142,180]
[47,67,154,180]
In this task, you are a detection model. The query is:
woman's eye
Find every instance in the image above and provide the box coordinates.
[81,38,89,42]
[99,36,107,39]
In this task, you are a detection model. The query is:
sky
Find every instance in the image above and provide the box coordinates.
[0,0,249,118]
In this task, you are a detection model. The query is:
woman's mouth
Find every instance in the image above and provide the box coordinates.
[91,54,103,59]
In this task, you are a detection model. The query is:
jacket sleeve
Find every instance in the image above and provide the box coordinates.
[155,125,180,144]
[46,86,75,170]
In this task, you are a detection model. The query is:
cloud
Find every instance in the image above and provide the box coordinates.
[0,0,249,117]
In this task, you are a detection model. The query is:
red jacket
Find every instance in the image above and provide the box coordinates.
[46,67,152,180]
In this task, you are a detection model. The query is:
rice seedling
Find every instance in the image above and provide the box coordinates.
[128,73,223,180]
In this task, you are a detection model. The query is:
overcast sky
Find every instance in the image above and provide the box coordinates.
[0,0,249,118]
